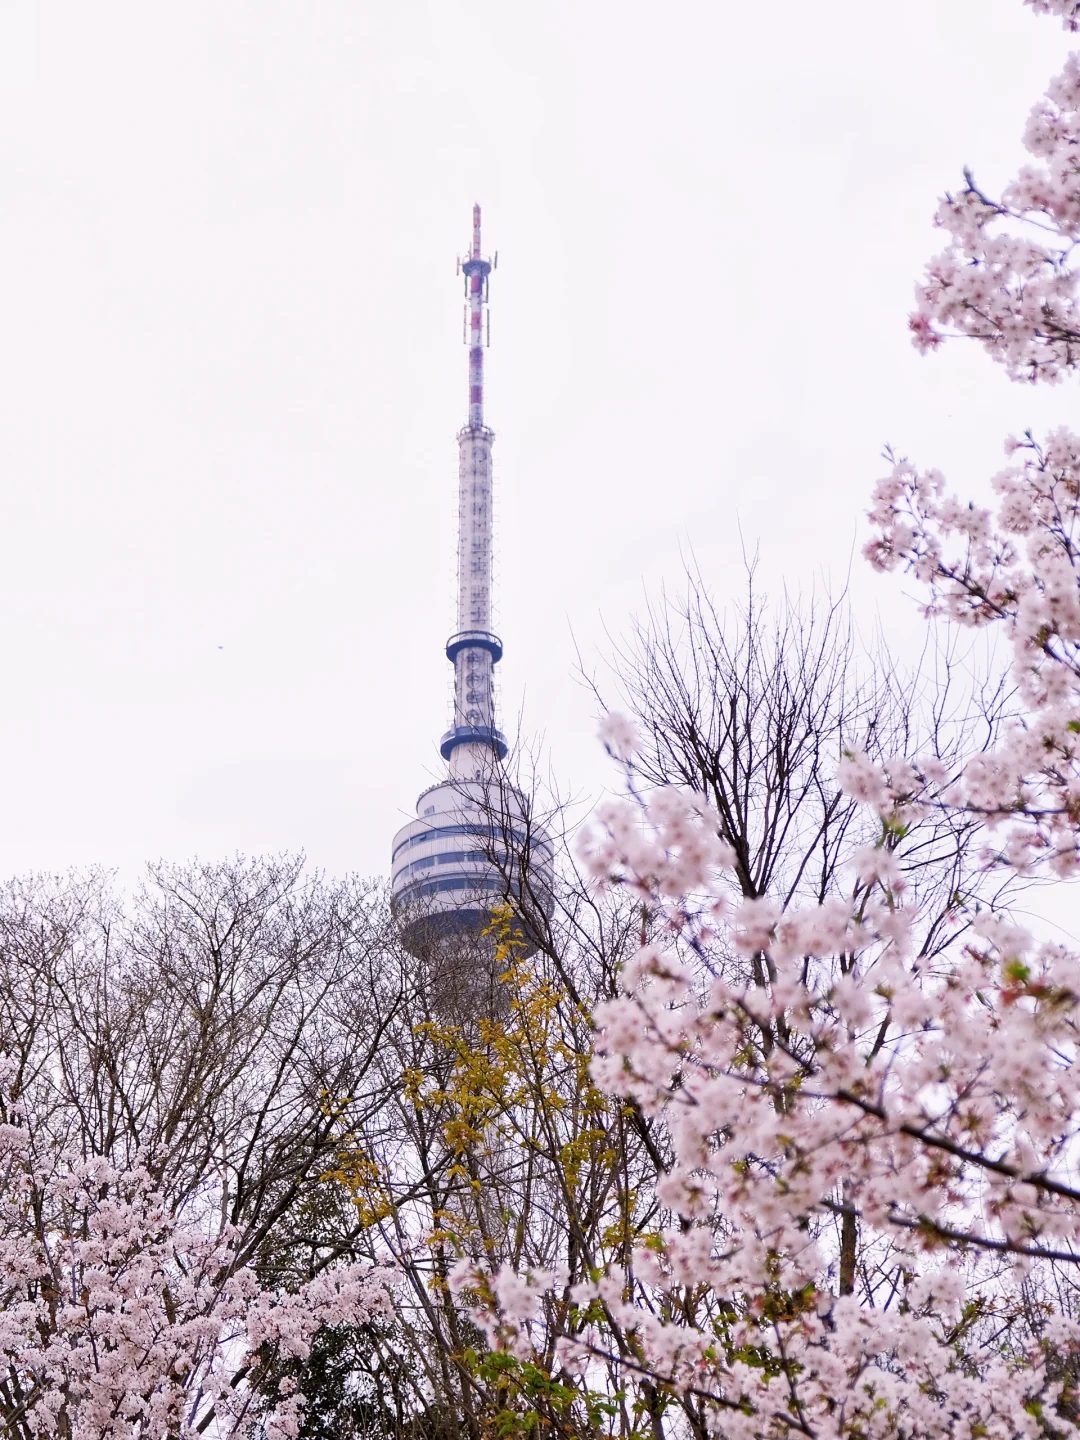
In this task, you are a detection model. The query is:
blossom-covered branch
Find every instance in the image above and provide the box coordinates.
[868,429,1080,875]
[1027,0,1080,31]
[911,48,1080,380]
[0,1073,392,1439]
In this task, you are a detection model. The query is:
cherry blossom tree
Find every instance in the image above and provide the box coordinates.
[0,1062,391,1438]
[0,860,399,1438]
[911,0,1080,379]
[449,5,1080,1438]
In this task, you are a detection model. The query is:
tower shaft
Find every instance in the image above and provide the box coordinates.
[443,204,505,776]
[452,428,495,756]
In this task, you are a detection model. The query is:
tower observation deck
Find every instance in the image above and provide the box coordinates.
[390,206,552,956]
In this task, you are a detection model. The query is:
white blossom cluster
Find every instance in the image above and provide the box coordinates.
[0,1075,392,1439]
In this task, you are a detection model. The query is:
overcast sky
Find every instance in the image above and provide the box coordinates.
[0,0,1070,885]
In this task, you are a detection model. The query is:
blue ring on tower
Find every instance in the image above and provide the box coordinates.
[440,724,509,761]
[461,258,492,280]
[445,630,503,664]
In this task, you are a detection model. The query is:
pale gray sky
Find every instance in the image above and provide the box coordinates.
[0,0,1069,882]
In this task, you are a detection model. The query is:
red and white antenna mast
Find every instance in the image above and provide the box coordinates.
[463,202,490,430]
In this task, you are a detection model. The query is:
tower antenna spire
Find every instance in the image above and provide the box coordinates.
[462,202,490,433]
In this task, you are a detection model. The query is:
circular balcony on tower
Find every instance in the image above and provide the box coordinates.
[445,630,503,664]
[439,724,508,762]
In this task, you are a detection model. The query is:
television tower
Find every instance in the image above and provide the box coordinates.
[390,206,551,955]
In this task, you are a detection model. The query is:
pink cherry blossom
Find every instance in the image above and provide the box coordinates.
[0,1092,391,1439]
[597,711,640,762]
[1027,0,1080,29]
[459,7,1080,1432]
[911,44,1080,381]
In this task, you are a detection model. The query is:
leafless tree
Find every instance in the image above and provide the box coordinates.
[0,856,402,1282]
[590,562,1015,963]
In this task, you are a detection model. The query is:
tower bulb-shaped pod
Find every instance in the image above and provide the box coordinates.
[390,208,553,961]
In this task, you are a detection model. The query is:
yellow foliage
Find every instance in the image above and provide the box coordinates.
[321,905,648,1270]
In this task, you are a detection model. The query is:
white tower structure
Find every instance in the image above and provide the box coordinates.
[390,206,552,956]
